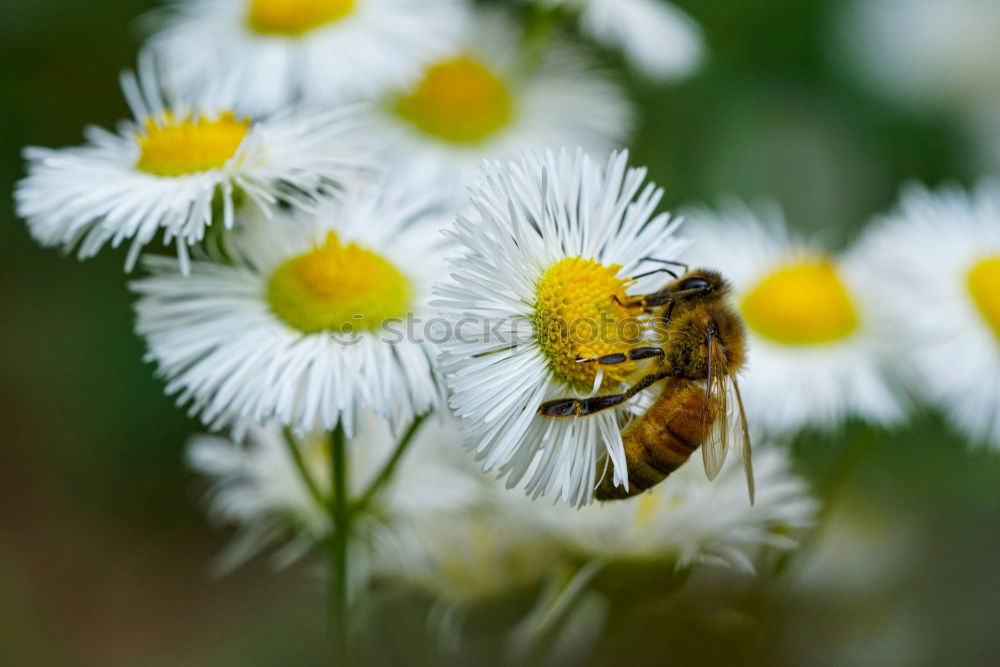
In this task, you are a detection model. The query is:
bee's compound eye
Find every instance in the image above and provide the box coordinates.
[680,277,711,291]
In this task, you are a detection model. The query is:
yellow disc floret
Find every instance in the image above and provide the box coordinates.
[632,491,661,528]
[267,231,411,334]
[393,56,513,144]
[135,112,249,177]
[741,258,859,346]
[248,0,355,36]
[967,256,1000,340]
[534,257,643,390]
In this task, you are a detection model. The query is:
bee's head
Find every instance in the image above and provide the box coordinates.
[672,269,729,300]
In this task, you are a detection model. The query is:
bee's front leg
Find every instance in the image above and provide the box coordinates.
[576,346,664,366]
[611,293,674,313]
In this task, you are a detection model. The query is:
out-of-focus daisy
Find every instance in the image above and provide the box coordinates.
[434,149,686,506]
[780,493,924,666]
[15,59,365,272]
[856,182,1000,449]
[683,202,904,436]
[531,0,704,81]
[132,181,446,436]
[838,0,1000,173]
[536,446,817,573]
[371,506,558,650]
[146,0,464,115]
[188,414,481,573]
[372,510,554,608]
[375,446,815,651]
[370,9,631,193]
[788,492,917,601]
[838,0,1000,112]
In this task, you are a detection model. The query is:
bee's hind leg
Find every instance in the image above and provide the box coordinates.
[538,371,670,418]
[538,394,628,417]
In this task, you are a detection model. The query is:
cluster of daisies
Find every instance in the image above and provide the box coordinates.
[686,188,1000,450]
[436,149,1000,509]
[13,0,1000,651]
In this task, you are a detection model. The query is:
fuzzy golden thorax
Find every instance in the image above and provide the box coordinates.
[651,270,746,380]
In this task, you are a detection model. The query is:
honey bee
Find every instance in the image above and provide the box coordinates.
[537,261,754,503]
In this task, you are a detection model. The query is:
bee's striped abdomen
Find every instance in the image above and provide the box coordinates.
[595,380,714,500]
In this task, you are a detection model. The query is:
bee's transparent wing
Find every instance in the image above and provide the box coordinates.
[732,376,755,505]
[701,334,730,480]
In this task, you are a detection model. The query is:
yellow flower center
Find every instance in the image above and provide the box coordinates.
[247,0,355,36]
[741,259,859,346]
[967,256,1000,340]
[267,231,411,334]
[632,491,660,527]
[533,257,643,390]
[135,112,249,177]
[393,56,513,144]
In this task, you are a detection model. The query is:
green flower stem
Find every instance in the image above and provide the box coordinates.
[286,413,430,664]
[281,427,325,511]
[352,411,431,513]
[328,422,350,665]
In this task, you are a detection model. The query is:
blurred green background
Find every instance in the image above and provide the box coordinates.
[2,0,999,665]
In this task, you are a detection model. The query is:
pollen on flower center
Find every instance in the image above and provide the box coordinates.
[135,112,249,177]
[967,256,1000,340]
[247,0,355,37]
[267,231,411,334]
[533,257,643,390]
[741,259,859,346]
[393,56,513,144]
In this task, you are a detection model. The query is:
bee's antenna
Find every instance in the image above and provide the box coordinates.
[630,267,678,281]
[640,257,689,274]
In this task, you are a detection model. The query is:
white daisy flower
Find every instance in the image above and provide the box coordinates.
[780,494,924,667]
[369,495,559,652]
[15,58,367,272]
[374,446,815,650]
[788,492,917,601]
[434,148,687,507]
[187,413,481,573]
[132,180,447,437]
[145,0,465,115]
[837,0,1000,112]
[369,9,632,194]
[855,182,1000,449]
[837,0,1000,173]
[683,201,904,436]
[371,508,555,607]
[532,0,704,81]
[535,446,817,573]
